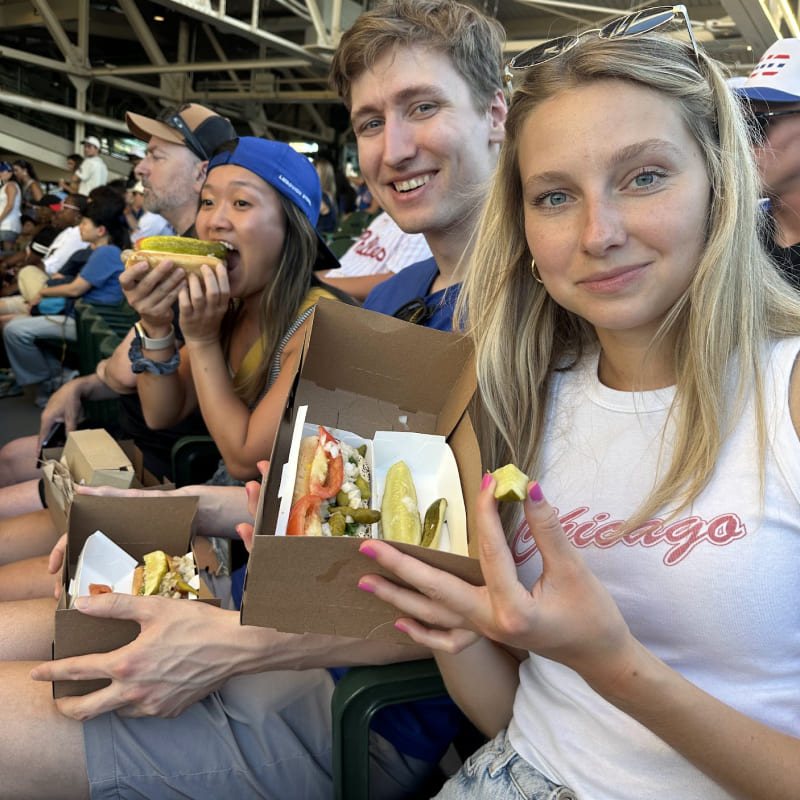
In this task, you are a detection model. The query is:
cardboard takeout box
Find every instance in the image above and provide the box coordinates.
[53,494,217,698]
[61,428,136,488]
[240,299,485,642]
[42,436,173,536]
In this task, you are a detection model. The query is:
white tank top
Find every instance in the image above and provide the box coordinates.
[507,338,800,799]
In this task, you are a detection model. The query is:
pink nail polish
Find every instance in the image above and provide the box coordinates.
[357,581,375,593]
[481,472,492,491]
[528,482,543,503]
[360,543,378,559]
[394,621,407,633]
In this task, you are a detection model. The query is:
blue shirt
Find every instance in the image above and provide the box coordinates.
[333,255,467,763]
[79,244,124,305]
[363,256,461,332]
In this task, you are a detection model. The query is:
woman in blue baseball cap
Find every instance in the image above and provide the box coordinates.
[121,136,346,487]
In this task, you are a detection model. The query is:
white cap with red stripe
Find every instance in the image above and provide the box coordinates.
[737,39,800,103]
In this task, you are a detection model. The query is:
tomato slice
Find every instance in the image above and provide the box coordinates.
[308,425,344,499]
[287,494,322,536]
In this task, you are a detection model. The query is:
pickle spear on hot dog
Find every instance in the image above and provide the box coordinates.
[121,235,229,275]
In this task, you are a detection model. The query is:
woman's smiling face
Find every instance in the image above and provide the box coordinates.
[520,78,710,346]
[196,164,287,301]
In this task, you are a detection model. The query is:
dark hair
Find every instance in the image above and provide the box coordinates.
[13,159,38,180]
[84,190,131,250]
[67,153,83,168]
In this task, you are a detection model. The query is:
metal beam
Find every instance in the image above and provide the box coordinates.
[0,89,131,133]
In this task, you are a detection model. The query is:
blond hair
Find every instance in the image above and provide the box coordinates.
[458,33,800,532]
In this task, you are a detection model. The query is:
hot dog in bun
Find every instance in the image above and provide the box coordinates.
[121,235,229,276]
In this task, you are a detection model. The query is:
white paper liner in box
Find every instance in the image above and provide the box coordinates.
[274,410,468,556]
[68,531,200,605]
[274,407,374,536]
[372,431,468,556]
[69,531,137,606]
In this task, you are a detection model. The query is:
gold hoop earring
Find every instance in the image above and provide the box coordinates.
[531,259,543,284]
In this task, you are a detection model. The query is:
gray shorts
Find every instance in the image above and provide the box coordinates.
[84,668,437,799]
[0,230,18,243]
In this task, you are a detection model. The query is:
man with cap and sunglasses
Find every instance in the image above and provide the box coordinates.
[736,38,800,288]
[127,103,237,237]
[76,136,108,196]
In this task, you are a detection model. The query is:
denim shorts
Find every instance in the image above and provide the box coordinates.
[434,729,577,800]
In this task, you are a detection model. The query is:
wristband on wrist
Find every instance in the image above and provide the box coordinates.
[134,320,176,350]
[128,337,181,375]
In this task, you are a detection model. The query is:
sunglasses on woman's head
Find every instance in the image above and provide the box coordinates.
[503,5,699,95]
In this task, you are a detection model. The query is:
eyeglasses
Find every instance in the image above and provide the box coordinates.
[157,104,209,160]
[392,297,436,325]
[751,108,800,133]
[504,5,700,94]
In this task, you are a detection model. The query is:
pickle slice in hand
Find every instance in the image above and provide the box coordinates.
[490,464,529,502]
[380,461,422,545]
[421,498,447,549]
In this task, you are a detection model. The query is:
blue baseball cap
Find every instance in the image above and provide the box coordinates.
[0,162,12,173]
[208,137,340,271]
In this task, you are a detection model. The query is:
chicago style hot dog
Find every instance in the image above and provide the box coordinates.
[287,426,379,537]
[121,235,229,276]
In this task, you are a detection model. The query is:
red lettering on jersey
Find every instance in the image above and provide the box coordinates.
[511,507,747,566]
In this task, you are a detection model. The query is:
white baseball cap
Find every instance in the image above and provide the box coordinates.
[82,136,102,149]
[737,38,800,103]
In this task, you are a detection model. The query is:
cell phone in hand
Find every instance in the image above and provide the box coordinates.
[39,421,67,461]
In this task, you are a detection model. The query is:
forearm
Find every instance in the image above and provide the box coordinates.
[40,282,84,299]
[135,341,193,429]
[599,640,800,799]
[75,371,120,403]
[217,610,429,675]
[435,638,522,738]
[176,484,249,539]
[184,339,258,478]
[98,329,138,394]
[315,272,393,303]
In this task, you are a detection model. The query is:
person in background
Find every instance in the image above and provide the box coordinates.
[2,190,128,405]
[734,37,800,288]
[124,180,174,241]
[58,153,83,195]
[314,156,338,235]
[75,136,108,195]
[12,159,44,217]
[357,16,800,800]
[335,163,357,216]
[318,210,433,301]
[0,162,22,251]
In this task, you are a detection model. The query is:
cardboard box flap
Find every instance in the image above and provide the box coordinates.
[66,494,198,563]
[301,299,475,425]
[61,429,134,488]
[242,537,483,641]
